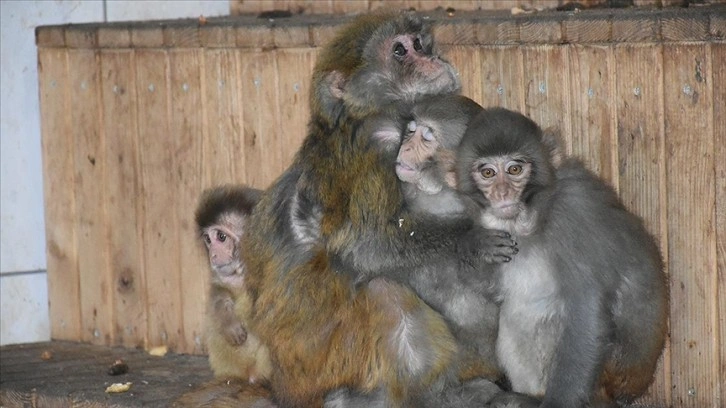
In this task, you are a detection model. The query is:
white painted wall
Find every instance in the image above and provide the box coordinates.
[0,0,229,346]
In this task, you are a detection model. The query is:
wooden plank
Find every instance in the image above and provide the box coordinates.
[134,50,183,352]
[611,16,658,43]
[169,49,208,355]
[446,46,482,105]
[305,0,333,14]
[567,44,616,184]
[99,50,147,349]
[240,50,282,189]
[563,15,611,43]
[661,13,709,42]
[477,46,524,111]
[97,27,131,48]
[713,41,726,408]
[273,25,311,48]
[475,19,519,45]
[663,43,717,408]
[68,49,113,346]
[613,43,669,407]
[36,26,65,47]
[520,45,572,153]
[331,0,368,14]
[436,22,478,46]
[38,48,82,342]
[201,49,242,186]
[520,18,563,44]
[275,49,314,167]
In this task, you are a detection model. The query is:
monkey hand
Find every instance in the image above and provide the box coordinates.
[223,322,248,346]
[459,226,518,265]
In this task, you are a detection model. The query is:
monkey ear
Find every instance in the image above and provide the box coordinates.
[326,71,346,100]
[541,127,564,169]
[316,71,347,121]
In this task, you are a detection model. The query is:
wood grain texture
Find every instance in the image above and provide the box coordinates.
[240,51,282,189]
[70,49,114,347]
[567,45,616,186]
[477,46,525,111]
[39,48,82,342]
[712,42,726,408]
[613,43,669,406]
[202,49,242,186]
[135,50,183,352]
[99,50,147,349]
[521,45,572,152]
[663,43,717,408]
[276,49,314,166]
[169,49,209,355]
[446,46,483,104]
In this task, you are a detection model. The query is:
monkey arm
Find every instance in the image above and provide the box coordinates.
[329,213,515,285]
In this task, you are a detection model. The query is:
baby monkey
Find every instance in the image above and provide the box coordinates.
[457,108,668,408]
[394,94,514,385]
[195,185,272,383]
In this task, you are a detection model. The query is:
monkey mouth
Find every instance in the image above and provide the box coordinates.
[492,202,521,219]
[395,162,418,182]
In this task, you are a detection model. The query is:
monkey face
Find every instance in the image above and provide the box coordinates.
[470,157,532,220]
[396,121,438,183]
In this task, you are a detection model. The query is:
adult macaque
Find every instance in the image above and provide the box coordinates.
[195,185,272,383]
[242,12,516,408]
[456,108,669,408]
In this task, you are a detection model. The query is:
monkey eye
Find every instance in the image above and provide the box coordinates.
[480,167,496,178]
[413,38,423,52]
[203,234,212,245]
[407,121,417,133]
[216,231,227,242]
[508,164,523,175]
[422,128,434,141]
[393,42,407,58]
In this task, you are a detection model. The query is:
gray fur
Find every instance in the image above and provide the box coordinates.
[457,108,668,408]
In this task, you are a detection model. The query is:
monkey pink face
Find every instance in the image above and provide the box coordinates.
[202,225,241,277]
[396,121,439,184]
[471,156,532,219]
[382,33,460,101]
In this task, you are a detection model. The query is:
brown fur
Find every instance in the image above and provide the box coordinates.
[241,12,467,407]
[195,185,273,384]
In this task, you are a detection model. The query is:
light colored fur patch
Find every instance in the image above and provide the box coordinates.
[496,246,564,395]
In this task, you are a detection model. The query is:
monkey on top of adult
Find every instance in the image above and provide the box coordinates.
[453,107,669,408]
[240,10,521,408]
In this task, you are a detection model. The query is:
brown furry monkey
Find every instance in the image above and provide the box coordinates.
[457,108,669,408]
[242,12,516,408]
[195,185,272,384]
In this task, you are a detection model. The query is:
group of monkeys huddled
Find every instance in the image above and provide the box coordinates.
[192,11,668,408]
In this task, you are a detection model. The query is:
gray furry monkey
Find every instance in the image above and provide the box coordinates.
[457,108,669,408]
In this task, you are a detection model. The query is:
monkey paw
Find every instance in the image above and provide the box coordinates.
[223,324,248,346]
[459,226,518,265]
[481,229,518,264]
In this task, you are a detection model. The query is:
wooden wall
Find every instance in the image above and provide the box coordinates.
[36,5,725,407]
[230,0,717,15]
